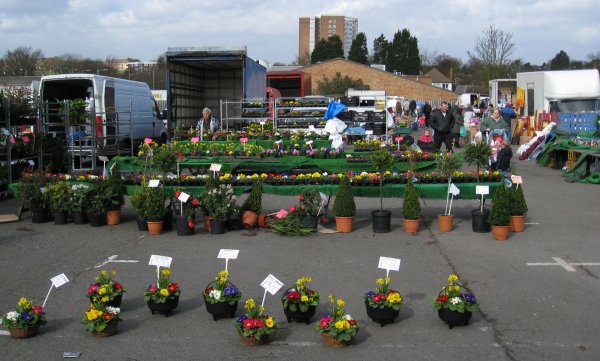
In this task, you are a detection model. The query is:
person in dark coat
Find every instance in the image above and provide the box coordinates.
[428,101,455,151]
[496,139,513,173]
[501,103,517,141]
[409,99,417,118]
[422,102,432,128]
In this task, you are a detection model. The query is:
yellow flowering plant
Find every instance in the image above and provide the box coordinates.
[86,270,126,306]
[203,270,242,305]
[81,304,121,333]
[234,298,277,341]
[432,274,478,313]
[364,277,403,311]
[2,297,47,329]
[144,268,181,304]
[282,276,320,312]
[314,295,359,342]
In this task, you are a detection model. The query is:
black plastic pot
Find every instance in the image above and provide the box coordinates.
[210,219,226,234]
[300,216,319,230]
[372,210,392,233]
[437,308,472,329]
[31,206,49,223]
[282,304,317,324]
[226,215,243,230]
[365,301,400,327]
[136,217,148,231]
[73,212,88,225]
[204,298,238,321]
[53,211,69,225]
[472,209,491,233]
[147,295,179,317]
[88,212,106,227]
[174,215,194,236]
[162,209,173,231]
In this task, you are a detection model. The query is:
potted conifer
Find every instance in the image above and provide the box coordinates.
[463,142,492,232]
[402,177,421,233]
[487,181,511,240]
[508,183,528,232]
[369,149,395,233]
[333,175,356,233]
[240,181,262,229]
[435,152,463,232]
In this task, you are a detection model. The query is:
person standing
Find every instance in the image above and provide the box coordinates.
[452,106,465,148]
[196,107,221,138]
[496,139,513,174]
[428,101,455,151]
[481,109,509,141]
[409,99,417,118]
[501,103,517,141]
[422,102,432,128]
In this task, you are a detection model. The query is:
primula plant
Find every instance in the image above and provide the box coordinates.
[2,297,47,329]
[81,304,121,333]
[234,298,277,341]
[203,270,242,305]
[297,187,322,217]
[432,274,479,313]
[364,277,403,311]
[282,277,320,312]
[87,269,126,305]
[144,268,181,303]
[172,188,200,226]
[314,295,359,342]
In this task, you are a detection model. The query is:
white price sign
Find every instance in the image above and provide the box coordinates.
[365,130,374,135]
[475,185,489,195]
[260,274,284,295]
[378,257,401,271]
[98,156,109,162]
[178,192,190,203]
[511,175,523,184]
[274,140,282,145]
[50,273,70,288]
[305,140,313,145]
[259,121,266,126]
[449,183,460,196]
[308,125,316,131]
[28,160,35,166]
[148,179,160,188]
[209,163,222,172]
[218,249,239,260]
[149,255,172,268]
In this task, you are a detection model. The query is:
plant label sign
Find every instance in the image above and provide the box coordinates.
[308,125,316,132]
[239,137,248,143]
[305,140,313,145]
[475,185,489,195]
[51,273,70,288]
[260,274,284,295]
[511,175,523,184]
[365,130,374,135]
[177,192,190,203]
[378,257,401,272]
[209,163,222,172]
[449,183,460,196]
[28,159,35,166]
[98,156,109,162]
[218,249,239,260]
[149,255,172,268]
[260,121,266,126]
[274,140,282,145]
[148,179,160,188]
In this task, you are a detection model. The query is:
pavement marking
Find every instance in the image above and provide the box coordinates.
[524,222,539,225]
[527,257,600,272]
[270,341,317,347]
[0,330,9,336]
[88,255,139,270]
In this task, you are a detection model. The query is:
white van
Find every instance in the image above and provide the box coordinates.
[39,74,167,150]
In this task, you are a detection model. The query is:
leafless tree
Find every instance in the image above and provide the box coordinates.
[2,47,44,76]
[468,25,515,84]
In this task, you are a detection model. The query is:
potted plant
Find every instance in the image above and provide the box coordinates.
[144,268,181,316]
[58,98,89,125]
[143,184,167,235]
[203,270,242,321]
[463,142,493,232]
[205,184,236,234]
[104,161,125,225]
[364,276,403,326]
[240,181,262,229]
[130,181,150,231]
[2,297,47,338]
[18,170,50,223]
[269,207,315,236]
[297,187,322,230]
[333,175,356,233]
[234,298,277,346]
[487,181,511,240]
[508,183,528,232]
[46,181,73,225]
[369,149,395,233]
[85,183,108,227]
[70,184,90,224]
[314,295,359,348]
[432,274,479,329]
[172,188,199,236]
[435,152,463,232]
[281,277,320,324]
[152,143,177,176]
[402,177,421,233]
[1,87,37,125]
[86,269,126,308]
[199,175,220,232]
[81,304,121,337]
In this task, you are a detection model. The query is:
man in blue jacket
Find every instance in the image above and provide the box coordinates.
[501,103,517,141]
[428,101,455,151]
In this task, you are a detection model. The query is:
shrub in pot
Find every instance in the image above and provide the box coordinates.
[46,181,73,224]
[58,98,90,125]
[369,149,395,233]
[435,152,463,232]
[70,184,90,224]
[487,182,511,240]
[333,175,356,233]
[18,169,50,222]
[130,180,150,231]
[508,183,528,232]
[103,162,125,225]
[143,185,166,235]
[463,142,493,232]
[240,181,262,228]
[152,144,177,176]
[402,178,421,233]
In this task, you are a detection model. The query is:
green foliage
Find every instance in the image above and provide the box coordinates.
[435,152,463,178]
[333,175,356,217]
[348,32,369,64]
[152,144,177,175]
[46,181,73,213]
[144,268,180,303]
[311,35,344,63]
[463,142,492,183]
[270,215,314,236]
[316,72,365,95]
[240,181,262,214]
[509,185,528,216]
[0,87,37,123]
[282,277,320,312]
[203,184,236,221]
[18,169,49,208]
[85,183,108,216]
[372,34,389,65]
[298,187,321,217]
[402,179,421,220]
[386,29,421,75]
[130,180,149,218]
[487,182,511,226]
[370,149,395,212]
[142,186,166,221]
[58,98,89,125]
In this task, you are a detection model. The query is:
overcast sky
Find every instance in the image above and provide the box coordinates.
[1,0,598,66]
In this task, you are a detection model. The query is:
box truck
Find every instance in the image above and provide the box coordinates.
[165,46,266,130]
[516,69,600,116]
[39,74,167,151]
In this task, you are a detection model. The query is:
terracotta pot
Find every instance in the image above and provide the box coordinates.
[335,216,354,233]
[203,215,212,232]
[403,218,420,234]
[437,214,454,232]
[510,215,525,232]
[8,324,40,338]
[106,210,121,225]
[91,321,119,337]
[242,211,258,229]
[492,225,510,240]
[321,333,351,348]
[258,213,275,228]
[146,220,164,235]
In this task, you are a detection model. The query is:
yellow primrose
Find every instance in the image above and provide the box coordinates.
[448,274,459,282]
[101,270,108,277]
[98,287,107,295]
[343,320,350,329]
[328,294,335,303]
[301,295,309,302]
[376,278,384,285]
[336,299,345,307]
[160,289,169,296]
[101,296,109,303]
[334,320,345,329]
[244,299,256,309]
[385,277,391,284]
[162,268,171,276]
[387,293,402,303]
[218,270,229,280]
[18,297,32,310]
[111,270,117,275]
[265,317,275,328]
[259,306,265,313]
[260,173,268,178]
[312,172,321,178]
[85,308,103,321]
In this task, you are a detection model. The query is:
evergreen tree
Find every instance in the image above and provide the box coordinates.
[311,38,329,64]
[310,35,344,64]
[316,72,364,95]
[386,29,421,75]
[549,50,570,70]
[348,32,369,64]
[372,34,389,65]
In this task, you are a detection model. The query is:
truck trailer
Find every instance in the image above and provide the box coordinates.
[165,46,266,130]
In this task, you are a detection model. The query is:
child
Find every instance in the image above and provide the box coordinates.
[419,130,433,143]
[496,139,512,173]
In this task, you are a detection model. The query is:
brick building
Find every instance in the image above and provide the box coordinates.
[299,15,358,59]
[300,58,457,103]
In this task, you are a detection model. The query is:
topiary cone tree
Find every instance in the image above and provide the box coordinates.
[487,182,510,226]
[509,184,528,216]
[333,175,356,217]
[241,181,263,214]
[402,178,421,220]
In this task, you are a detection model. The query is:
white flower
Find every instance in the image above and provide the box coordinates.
[106,306,120,314]
[209,289,222,300]
[6,311,18,321]
[450,297,462,305]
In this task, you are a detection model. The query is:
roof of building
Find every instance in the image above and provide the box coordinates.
[424,68,452,83]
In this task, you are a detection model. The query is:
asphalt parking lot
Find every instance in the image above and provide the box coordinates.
[1,153,599,361]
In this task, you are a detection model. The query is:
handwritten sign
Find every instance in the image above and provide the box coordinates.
[177,192,190,203]
[98,156,109,162]
[50,273,70,288]
[209,163,222,172]
[511,175,523,184]
[239,137,248,143]
[365,130,374,135]
[475,185,489,195]
[218,249,239,260]
[449,183,460,196]
[149,255,172,268]
[378,257,401,271]
[148,179,160,188]
[260,274,284,295]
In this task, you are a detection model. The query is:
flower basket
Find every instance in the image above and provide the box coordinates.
[239,333,267,346]
[91,320,119,337]
[364,277,403,327]
[203,271,242,321]
[144,268,181,317]
[281,278,319,324]
[2,297,47,338]
[432,274,478,329]
[8,324,40,339]
[364,301,400,326]
[147,295,179,316]
[437,308,472,329]
[321,332,351,348]
[234,299,276,345]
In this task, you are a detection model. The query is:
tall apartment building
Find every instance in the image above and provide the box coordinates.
[299,15,358,60]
